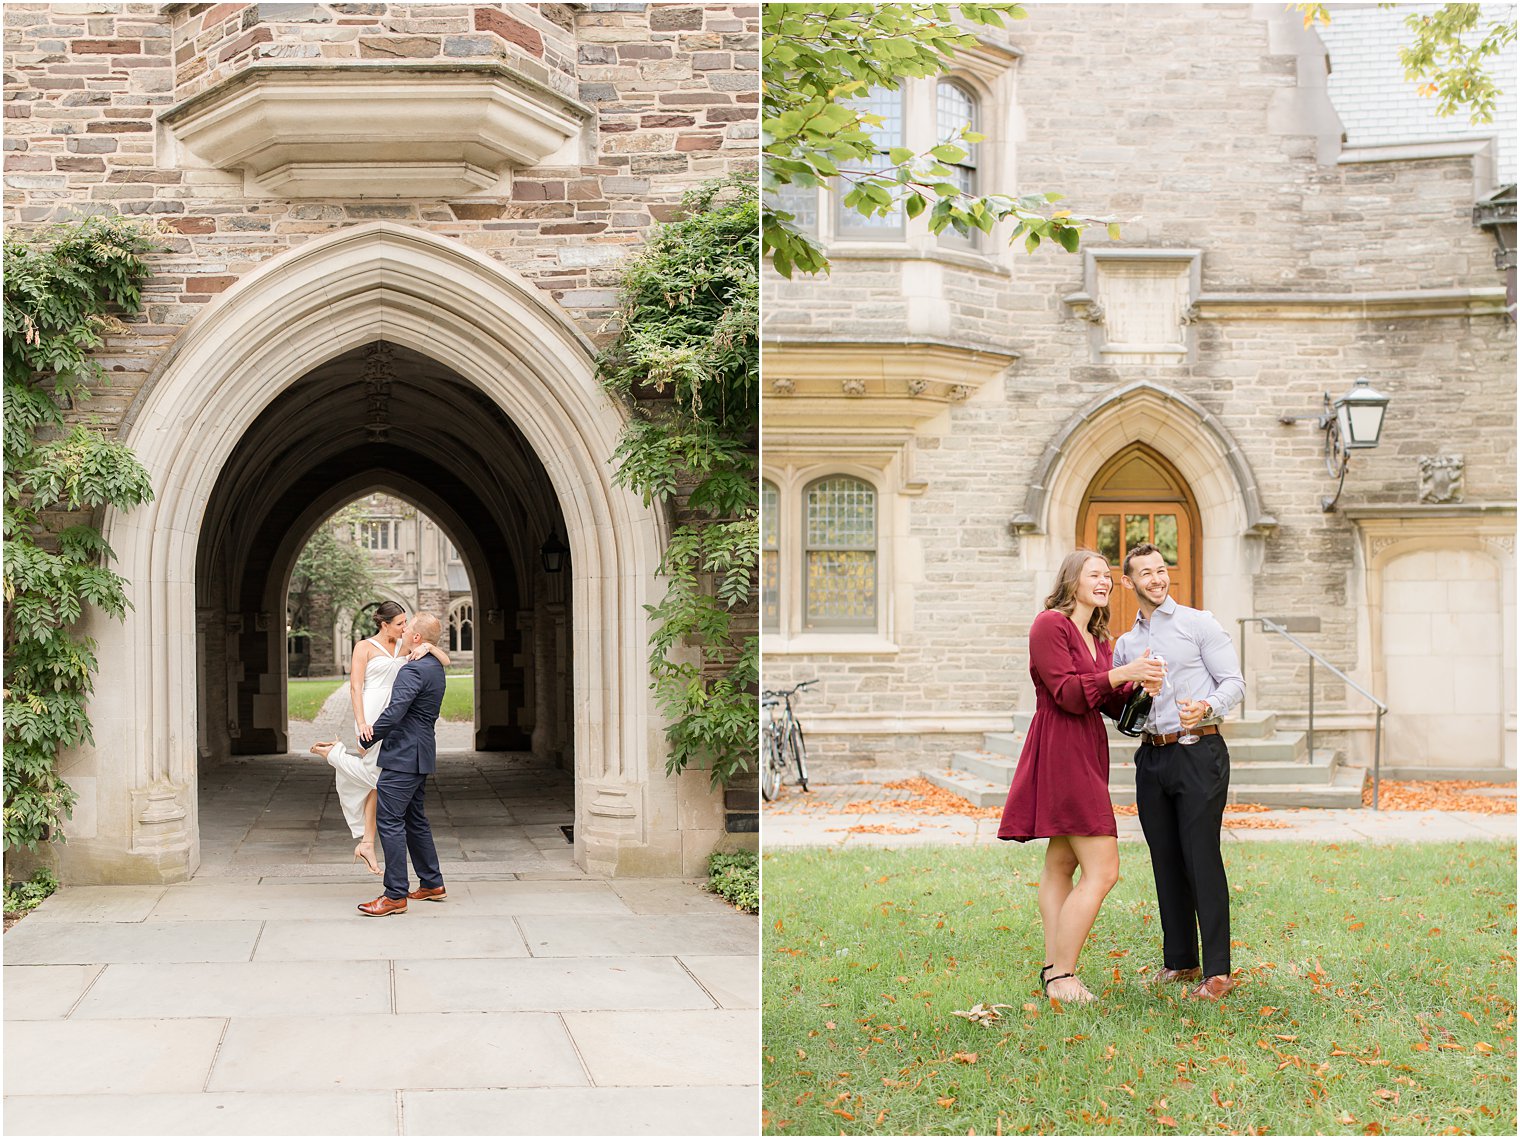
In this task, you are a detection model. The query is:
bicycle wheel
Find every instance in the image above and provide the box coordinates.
[760,729,782,801]
[785,722,809,791]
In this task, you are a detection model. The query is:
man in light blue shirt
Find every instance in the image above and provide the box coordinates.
[1112,543,1245,1001]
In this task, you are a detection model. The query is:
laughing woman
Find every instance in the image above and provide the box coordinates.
[998,549,1165,1003]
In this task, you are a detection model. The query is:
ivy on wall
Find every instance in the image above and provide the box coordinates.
[3,216,157,853]
[598,178,760,786]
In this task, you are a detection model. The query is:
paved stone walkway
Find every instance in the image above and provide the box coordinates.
[764,768,1517,848]
[4,752,758,1135]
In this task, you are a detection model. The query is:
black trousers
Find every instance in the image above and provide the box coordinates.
[1134,733,1232,977]
[376,768,444,901]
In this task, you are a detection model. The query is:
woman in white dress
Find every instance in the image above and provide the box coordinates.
[310,602,449,873]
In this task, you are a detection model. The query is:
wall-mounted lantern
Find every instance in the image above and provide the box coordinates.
[540,534,569,574]
[1279,377,1390,512]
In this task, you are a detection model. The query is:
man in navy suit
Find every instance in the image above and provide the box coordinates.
[356,611,448,916]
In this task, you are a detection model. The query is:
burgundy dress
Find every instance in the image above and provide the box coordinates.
[998,608,1133,842]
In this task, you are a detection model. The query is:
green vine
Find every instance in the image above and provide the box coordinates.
[599,178,759,786]
[3,216,158,853]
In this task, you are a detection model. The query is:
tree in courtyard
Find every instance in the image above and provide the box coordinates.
[3,216,158,853]
[1300,3,1516,124]
[286,504,378,670]
[763,2,1118,276]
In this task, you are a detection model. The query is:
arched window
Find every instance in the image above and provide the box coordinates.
[761,480,780,631]
[804,477,877,628]
[936,80,980,248]
[449,602,473,653]
[836,87,905,239]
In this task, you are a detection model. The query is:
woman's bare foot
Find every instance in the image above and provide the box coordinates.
[354,841,380,874]
[1046,974,1097,1004]
[310,741,334,760]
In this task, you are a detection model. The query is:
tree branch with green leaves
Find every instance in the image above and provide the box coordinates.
[763,2,1116,276]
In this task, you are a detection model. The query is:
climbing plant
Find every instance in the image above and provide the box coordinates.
[599,178,759,786]
[3,215,158,852]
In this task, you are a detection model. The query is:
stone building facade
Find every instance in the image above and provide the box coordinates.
[762,5,1515,791]
[4,1,759,882]
[290,491,477,678]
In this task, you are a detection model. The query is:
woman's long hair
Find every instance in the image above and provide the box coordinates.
[372,600,405,631]
[1044,548,1111,643]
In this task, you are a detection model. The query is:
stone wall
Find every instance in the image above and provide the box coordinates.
[760,4,1515,768]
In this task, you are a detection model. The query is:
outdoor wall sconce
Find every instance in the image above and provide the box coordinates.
[540,534,569,574]
[1278,377,1390,512]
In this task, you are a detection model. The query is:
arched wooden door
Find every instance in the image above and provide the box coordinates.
[1078,444,1201,637]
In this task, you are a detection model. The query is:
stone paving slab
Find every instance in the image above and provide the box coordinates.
[2,920,263,965]
[678,954,758,1009]
[4,1019,226,1094]
[392,956,715,1014]
[610,879,739,915]
[400,1085,757,1135]
[517,914,758,958]
[24,886,167,924]
[560,1009,757,1086]
[147,882,446,921]
[253,916,531,961]
[72,960,393,1020]
[456,880,634,916]
[2,1091,399,1136]
[207,1012,588,1091]
[2,964,103,1020]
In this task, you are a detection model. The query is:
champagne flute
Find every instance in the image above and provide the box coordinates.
[1172,660,1199,746]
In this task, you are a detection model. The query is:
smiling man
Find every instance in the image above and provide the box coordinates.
[1112,543,1246,1001]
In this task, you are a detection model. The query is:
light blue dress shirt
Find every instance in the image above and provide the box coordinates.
[1112,596,1246,735]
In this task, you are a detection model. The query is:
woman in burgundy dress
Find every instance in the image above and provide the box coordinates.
[999,548,1164,1003]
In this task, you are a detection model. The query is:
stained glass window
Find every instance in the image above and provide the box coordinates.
[805,477,876,627]
[761,480,780,631]
[836,88,905,238]
[936,81,980,249]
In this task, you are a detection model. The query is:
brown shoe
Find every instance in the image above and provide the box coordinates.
[357,895,407,917]
[1149,966,1202,985]
[408,885,447,902]
[1188,974,1237,1000]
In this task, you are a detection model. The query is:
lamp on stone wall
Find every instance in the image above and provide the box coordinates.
[540,534,569,574]
[1278,377,1390,512]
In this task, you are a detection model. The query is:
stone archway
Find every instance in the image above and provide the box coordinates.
[65,223,670,883]
[1019,381,1275,640]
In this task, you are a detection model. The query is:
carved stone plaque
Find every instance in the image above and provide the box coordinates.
[1417,455,1464,504]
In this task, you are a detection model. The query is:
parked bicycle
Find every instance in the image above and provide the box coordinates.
[760,679,816,801]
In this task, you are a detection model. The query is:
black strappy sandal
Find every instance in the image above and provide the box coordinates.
[1043,970,1075,996]
[1039,963,1054,993]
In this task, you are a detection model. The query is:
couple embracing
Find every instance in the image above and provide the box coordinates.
[999,544,1245,1004]
[312,603,450,916]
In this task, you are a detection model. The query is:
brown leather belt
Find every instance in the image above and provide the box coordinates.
[1142,725,1221,747]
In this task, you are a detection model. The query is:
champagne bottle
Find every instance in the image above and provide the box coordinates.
[1116,685,1152,738]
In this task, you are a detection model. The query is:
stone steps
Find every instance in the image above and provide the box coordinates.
[923,712,1366,810]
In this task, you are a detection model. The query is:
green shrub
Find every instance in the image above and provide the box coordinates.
[706,848,758,913]
[3,867,59,914]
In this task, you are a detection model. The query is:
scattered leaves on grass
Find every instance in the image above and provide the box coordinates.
[950,1003,1014,1027]
[824,824,922,835]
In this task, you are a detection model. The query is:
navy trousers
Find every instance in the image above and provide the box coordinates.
[1134,734,1232,977]
[375,768,444,901]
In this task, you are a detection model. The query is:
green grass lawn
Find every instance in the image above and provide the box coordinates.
[439,672,473,722]
[763,841,1516,1136]
[287,677,344,720]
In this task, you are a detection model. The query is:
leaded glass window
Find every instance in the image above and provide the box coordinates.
[761,480,780,631]
[936,81,980,249]
[804,477,877,628]
[767,181,817,235]
[835,88,905,238]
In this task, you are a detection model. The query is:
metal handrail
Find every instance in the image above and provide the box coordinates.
[1237,617,1388,811]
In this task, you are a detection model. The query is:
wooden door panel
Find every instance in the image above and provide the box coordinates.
[1082,501,1193,638]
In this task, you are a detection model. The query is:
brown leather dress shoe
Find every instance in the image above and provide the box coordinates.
[357,895,407,917]
[408,885,447,902]
[1188,974,1237,1000]
[1149,966,1202,985]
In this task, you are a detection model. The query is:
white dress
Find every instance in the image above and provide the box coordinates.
[325,636,408,839]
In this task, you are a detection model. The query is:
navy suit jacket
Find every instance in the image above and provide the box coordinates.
[366,655,445,775]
